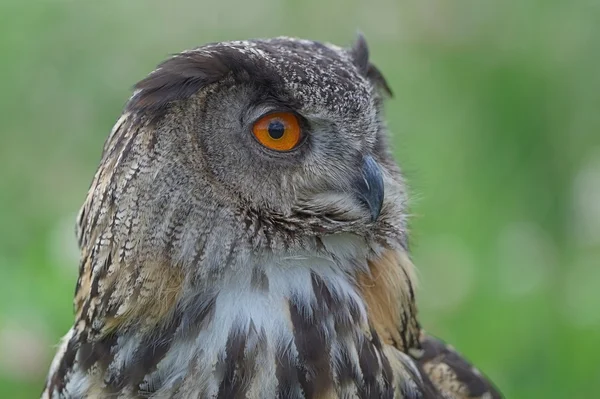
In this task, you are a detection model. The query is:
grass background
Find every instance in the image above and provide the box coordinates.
[1,0,599,397]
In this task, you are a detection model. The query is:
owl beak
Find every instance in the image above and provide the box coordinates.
[354,156,384,222]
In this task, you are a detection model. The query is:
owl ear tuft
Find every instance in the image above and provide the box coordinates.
[127,47,284,122]
[350,32,370,75]
[127,51,229,118]
[350,33,393,98]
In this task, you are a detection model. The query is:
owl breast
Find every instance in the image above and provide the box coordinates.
[49,234,421,399]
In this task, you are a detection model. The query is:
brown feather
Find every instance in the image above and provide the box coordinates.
[356,249,419,352]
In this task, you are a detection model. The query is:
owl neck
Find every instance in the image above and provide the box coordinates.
[147,238,418,397]
[65,231,420,397]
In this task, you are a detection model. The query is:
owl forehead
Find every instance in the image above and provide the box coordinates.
[206,38,373,114]
[128,37,379,124]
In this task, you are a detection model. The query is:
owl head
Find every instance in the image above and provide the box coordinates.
[78,35,408,266]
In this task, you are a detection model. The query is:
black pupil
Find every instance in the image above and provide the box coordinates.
[267,120,285,139]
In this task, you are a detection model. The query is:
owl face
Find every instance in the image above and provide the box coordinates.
[123,36,405,245]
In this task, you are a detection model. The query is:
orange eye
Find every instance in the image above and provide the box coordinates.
[252,112,302,151]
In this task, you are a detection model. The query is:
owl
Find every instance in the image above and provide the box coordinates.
[42,35,502,399]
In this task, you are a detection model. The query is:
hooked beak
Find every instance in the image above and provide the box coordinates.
[353,156,384,222]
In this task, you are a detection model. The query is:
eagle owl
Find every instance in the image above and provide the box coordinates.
[42,36,502,399]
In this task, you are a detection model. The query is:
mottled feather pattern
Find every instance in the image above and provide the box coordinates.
[410,334,502,399]
[43,36,502,398]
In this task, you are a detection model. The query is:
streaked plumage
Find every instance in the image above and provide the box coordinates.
[42,35,502,398]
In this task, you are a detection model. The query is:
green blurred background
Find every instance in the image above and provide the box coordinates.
[1,0,599,397]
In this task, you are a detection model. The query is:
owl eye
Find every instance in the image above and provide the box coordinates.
[252,112,302,151]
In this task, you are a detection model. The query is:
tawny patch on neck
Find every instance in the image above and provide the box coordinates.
[356,249,419,351]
